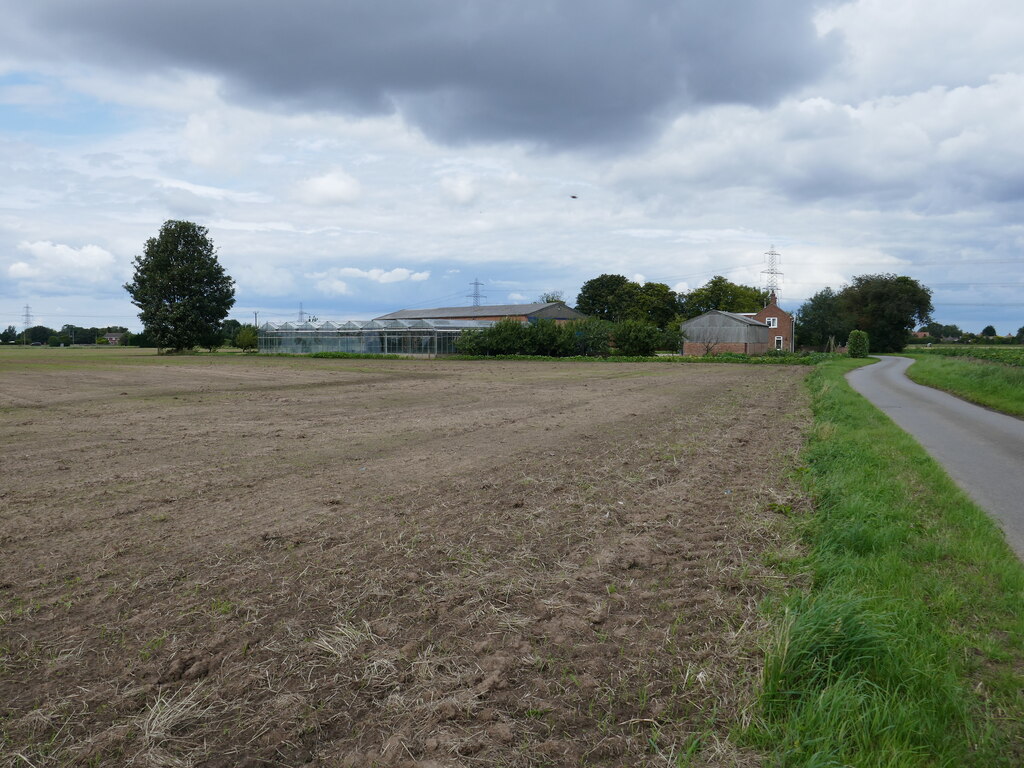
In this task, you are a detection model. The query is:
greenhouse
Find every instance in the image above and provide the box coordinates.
[257,318,497,356]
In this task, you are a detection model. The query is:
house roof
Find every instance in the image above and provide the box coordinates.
[375,302,572,320]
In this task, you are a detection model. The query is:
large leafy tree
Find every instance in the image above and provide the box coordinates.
[635,282,680,328]
[836,274,932,353]
[125,221,236,352]
[678,276,768,319]
[23,325,58,344]
[795,287,850,349]
[575,274,640,322]
[575,274,679,328]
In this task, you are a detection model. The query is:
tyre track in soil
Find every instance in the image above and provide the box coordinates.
[0,359,810,767]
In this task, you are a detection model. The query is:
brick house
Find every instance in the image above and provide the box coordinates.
[747,292,794,352]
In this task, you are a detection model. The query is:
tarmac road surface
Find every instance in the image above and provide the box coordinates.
[846,355,1024,560]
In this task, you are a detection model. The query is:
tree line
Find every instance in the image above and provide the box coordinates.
[37,216,1002,357]
[2,321,258,350]
[2,324,129,346]
[573,273,769,327]
[911,323,1024,345]
[455,317,678,357]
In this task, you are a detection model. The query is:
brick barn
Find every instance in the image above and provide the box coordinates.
[680,292,795,356]
[680,311,770,356]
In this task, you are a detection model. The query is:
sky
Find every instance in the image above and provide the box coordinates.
[2,0,1023,334]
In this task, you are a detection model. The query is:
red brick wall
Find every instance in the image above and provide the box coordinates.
[682,341,769,356]
[444,315,528,322]
[753,303,794,352]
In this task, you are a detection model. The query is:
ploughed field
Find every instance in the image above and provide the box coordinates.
[0,350,810,767]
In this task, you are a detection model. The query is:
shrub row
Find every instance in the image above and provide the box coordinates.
[454,318,680,357]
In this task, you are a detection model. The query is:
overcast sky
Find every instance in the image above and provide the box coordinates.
[2,0,1022,333]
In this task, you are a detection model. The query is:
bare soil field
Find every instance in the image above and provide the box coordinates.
[1,349,810,767]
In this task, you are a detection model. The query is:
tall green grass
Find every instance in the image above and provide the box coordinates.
[911,346,1024,367]
[750,358,1024,767]
[903,353,1024,418]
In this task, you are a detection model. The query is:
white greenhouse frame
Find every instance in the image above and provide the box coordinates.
[258,318,497,356]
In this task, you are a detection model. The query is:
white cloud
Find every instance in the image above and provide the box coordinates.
[317,278,351,296]
[158,178,268,203]
[233,263,297,297]
[614,228,676,240]
[295,169,362,206]
[181,108,272,170]
[440,175,479,205]
[330,267,430,283]
[507,292,527,301]
[815,0,1024,100]
[305,267,430,297]
[10,241,116,285]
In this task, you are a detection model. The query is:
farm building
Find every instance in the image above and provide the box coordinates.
[680,311,770,356]
[375,301,587,324]
[258,318,497,356]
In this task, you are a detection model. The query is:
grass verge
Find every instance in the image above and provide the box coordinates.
[902,353,1024,418]
[748,357,1024,767]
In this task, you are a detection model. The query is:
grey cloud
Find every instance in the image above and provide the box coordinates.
[15,0,843,149]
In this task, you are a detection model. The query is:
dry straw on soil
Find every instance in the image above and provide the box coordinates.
[1,354,811,766]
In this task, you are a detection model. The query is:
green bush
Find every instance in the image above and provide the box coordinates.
[613,319,660,356]
[530,319,573,356]
[657,324,683,352]
[565,318,613,357]
[234,324,259,352]
[847,330,869,358]
[456,317,614,357]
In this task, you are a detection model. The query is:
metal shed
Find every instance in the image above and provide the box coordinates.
[680,311,770,356]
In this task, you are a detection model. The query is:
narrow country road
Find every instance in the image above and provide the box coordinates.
[846,356,1024,560]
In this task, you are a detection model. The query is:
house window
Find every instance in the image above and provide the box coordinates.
[775,336,784,350]
[766,317,778,328]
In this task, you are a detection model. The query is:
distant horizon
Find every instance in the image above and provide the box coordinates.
[10,279,1017,339]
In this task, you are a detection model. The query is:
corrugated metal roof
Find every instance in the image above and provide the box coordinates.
[259,318,498,332]
[682,310,769,327]
[375,303,558,320]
